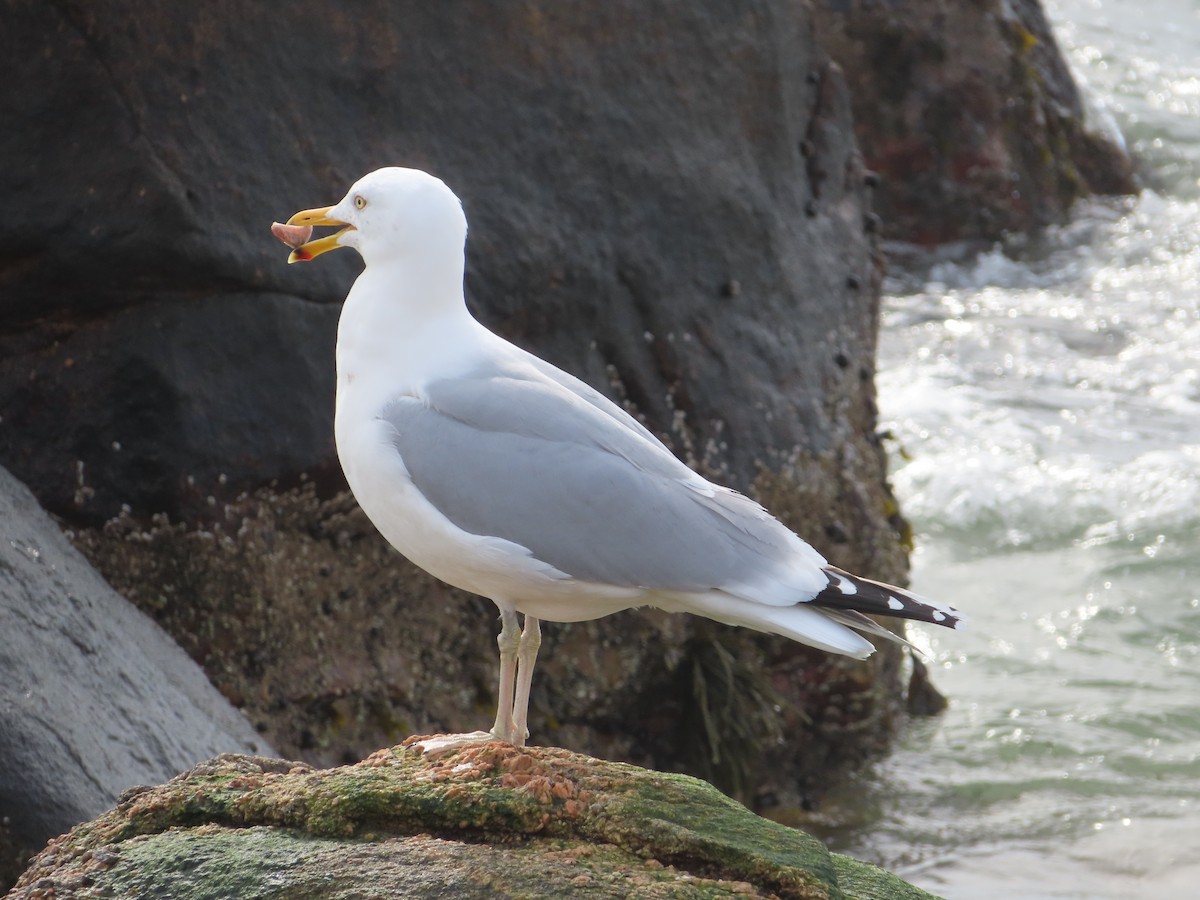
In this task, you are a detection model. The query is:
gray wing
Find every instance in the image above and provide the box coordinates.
[518,348,664,447]
[382,370,823,597]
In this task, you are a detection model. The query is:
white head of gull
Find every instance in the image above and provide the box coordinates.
[283,166,963,755]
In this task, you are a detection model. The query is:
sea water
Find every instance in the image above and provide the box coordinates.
[829,2,1200,896]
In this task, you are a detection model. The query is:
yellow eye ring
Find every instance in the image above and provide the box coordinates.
[354,195,367,210]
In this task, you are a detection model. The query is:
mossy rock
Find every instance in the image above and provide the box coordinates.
[8,743,938,899]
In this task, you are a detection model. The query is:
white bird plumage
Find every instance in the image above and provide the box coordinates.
[284,166,963,750]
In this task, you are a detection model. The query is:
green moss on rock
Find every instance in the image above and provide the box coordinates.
[9,745,941,899]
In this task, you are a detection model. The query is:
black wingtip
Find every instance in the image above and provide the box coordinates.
[812,565,964,629]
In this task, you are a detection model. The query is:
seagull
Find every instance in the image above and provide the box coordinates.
[281,167,962,751]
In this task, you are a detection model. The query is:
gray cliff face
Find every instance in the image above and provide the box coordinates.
[1,2,881,525]
[0,465,269,851]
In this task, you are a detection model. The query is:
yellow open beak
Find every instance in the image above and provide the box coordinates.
[285,206,355,264]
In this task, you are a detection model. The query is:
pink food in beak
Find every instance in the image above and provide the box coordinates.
[271,221,314,249]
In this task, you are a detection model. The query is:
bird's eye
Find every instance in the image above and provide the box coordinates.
[354,195,367,210]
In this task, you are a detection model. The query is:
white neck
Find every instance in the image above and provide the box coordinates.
[334,253,485,398]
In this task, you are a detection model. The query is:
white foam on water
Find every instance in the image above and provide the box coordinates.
[826,7,1200,891]
[880,192,1200,549]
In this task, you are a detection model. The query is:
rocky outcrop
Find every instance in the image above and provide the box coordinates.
[811,0,1137,245]
[0,465,270,871]
[3,2,887,527]
[6,744,940,899]
[5,0,916,822]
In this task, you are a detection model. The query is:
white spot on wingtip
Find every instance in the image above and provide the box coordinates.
[887,595,905,611]
[932,610,946,622]
[832,574,858,595]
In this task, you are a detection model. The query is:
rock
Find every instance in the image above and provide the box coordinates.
[0,465,270,862]
[6,744,940,899]
[0,824,25,900]
[811,0,1137,245]
[0,293,342,520]
[8,2,919,815]
[1,2,887,533]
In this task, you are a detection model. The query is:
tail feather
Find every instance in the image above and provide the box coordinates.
[679,593,876,659]
[813,566,965,629]
[819,607,915,649]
